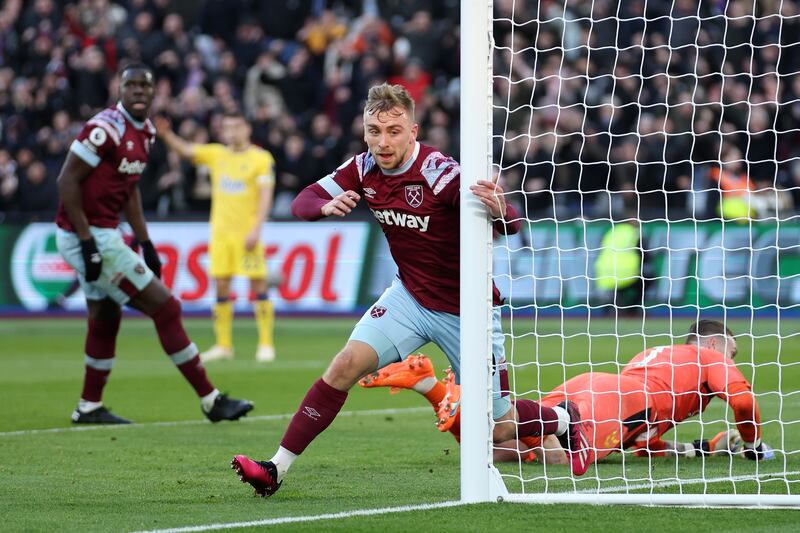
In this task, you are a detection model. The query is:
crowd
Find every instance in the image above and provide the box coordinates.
[2,0,800,223]
[0,0,459,221]
[495,0,800,220]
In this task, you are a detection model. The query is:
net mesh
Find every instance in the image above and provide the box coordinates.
[489,0,800,499]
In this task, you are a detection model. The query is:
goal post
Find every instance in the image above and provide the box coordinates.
[460,0,505,504]
[460,0,800,507]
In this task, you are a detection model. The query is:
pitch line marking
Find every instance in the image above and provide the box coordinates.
[575,470,800,494]
[131,471,800,532]
[0,406,429,437]
[129,501,465,533]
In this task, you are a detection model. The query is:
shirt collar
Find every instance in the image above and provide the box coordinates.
[116,102,146,130]
[381,142,420,176]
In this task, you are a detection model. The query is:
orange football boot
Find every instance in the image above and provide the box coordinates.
[435,368,460,432]
[358,354,435,394]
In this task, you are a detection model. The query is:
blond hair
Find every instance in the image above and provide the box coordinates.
[364,83,415,122]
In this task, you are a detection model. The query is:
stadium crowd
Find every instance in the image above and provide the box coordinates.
[1,0,800,222]
[495,0,800,220]
[0,0,459,221]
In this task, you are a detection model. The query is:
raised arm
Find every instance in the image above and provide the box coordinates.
[153,116,196,160]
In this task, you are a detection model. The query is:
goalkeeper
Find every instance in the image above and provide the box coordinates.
[361,320,772,464]
[620,319,773,461]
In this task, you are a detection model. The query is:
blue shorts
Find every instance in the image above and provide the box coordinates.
[350,278,511,419]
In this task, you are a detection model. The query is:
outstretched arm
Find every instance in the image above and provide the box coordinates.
[469,177,521,235]
[153,116,196,160]
[706,359,768,459]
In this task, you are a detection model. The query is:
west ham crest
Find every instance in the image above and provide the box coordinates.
[405,184,423,208]
[370,305,387,318]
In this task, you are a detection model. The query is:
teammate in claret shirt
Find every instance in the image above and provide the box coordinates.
[55,64,253,425]
[231,83,592,499]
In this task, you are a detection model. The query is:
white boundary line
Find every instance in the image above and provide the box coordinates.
[131,472,800,533]
[129,501,465,533]
[581,470,800,494]
[0,406,429,437]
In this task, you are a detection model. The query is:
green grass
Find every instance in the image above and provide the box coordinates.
[1,316,798,531]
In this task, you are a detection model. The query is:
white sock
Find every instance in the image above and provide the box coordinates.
[200,389,220,412]
[412,376,437,394]
[270,446,298,481]
[78,399,103,413]
[553,405,570,436]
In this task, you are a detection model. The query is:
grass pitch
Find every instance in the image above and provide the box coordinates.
[1,316,798,532]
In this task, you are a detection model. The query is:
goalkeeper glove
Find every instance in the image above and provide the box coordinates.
[673,431,743,458]
[140,240,161,279]
[743,439,775,461]
[709,429,744,456]
[79,238,103,282]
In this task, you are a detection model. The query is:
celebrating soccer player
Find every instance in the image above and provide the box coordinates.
[154,111,277,363]
[230,83,591,498]
[55,64,254,424]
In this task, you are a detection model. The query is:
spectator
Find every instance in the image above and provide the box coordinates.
[1,0,799,226]
[243,52,286,120]
[16,160,58,217]
[0,148,18,213]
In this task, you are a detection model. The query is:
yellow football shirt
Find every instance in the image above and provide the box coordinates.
[193,144,276,235]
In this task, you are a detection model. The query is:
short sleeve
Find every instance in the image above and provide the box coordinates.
[315,155,363,197]
[435,165,460,207]
[421,151,460,206]
[71,122,119,168]
[193,144,223,167]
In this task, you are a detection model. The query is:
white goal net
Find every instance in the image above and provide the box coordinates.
[460,0,800,507]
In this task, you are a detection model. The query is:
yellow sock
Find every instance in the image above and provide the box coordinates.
[213,300,233,348]
[254,298,274,347]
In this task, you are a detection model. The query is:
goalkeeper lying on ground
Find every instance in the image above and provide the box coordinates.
[359,320,774,465]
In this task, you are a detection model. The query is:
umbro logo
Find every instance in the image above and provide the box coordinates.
[126,140,134,151]
[303,406,321,420]
[364,187,377,199]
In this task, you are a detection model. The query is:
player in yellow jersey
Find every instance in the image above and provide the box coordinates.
[154,111,277,362]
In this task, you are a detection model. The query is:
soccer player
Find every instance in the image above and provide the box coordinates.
[55,64,254,424]
[373,319,771,464]
[154,112,277,363]
[621,319,772,460]
[362,355,649,467]
[230,83,591,498]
